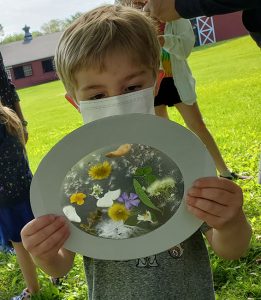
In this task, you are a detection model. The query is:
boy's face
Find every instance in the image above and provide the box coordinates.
[74,51,155,102]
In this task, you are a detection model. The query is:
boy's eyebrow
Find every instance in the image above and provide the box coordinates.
[80,70,147,91]
[123,70,147,82]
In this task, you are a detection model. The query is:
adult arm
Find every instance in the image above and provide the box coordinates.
[175,0,261,19]
[144,0,261,23]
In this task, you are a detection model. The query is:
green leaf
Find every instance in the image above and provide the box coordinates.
[150,211,158,222]
[124,215,138,226]
[133,179,161,212]
[135,166,152,176]
[143,166,152,175]
[145,174,157,185]
[134,168,145,176]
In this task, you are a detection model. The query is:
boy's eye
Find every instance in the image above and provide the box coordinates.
[124,85,142,93]
[89,93,106,100]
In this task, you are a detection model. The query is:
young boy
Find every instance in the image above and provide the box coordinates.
[21,5,252,299]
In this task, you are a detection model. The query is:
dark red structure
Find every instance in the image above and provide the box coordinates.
[213,12,248,42]
[8,59,58,89]
[0,31,62,89]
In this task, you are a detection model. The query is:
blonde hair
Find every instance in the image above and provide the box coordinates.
[116,0,145,9]
[0,103,25,146]
[55,4,160,100]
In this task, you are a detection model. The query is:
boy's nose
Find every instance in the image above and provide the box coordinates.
[108,88,123,98]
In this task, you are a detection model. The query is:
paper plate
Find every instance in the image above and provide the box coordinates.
[31,113,216,260]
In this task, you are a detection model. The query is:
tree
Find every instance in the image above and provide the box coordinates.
[0,33,24,44]
[32,31,44,38]
[41,19,64,34]
[62,12,83,30]
[0,12,84,45]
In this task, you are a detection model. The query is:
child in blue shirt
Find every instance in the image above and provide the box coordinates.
[0,103,39,299]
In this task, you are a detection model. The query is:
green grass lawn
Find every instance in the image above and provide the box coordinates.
[1,35,261,300]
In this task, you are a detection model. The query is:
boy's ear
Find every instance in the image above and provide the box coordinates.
[65,93,80,112]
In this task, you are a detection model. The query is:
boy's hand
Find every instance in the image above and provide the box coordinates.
[21,214,70,262]
[186,177,243,230]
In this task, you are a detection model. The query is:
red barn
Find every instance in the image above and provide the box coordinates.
[0,31,62,89]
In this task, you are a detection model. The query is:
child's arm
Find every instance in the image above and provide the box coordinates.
[186,177,252,259]
[21,214,75,278]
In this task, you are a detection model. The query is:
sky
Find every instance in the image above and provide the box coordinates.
[0,0,114,37]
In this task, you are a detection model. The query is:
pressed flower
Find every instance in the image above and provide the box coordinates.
[63,205,81,222]
[105,143,132,158]
[137,211,154,223]
[108,203,130,222]
[147,177,175,197]
[96,189,121,208]
[96,220,145,239]
[70,192,86,205]
[117,192,140,210]
[88,161,112,180]
[90,184,103,199]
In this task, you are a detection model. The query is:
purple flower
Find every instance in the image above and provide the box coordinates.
[117,192,140,210]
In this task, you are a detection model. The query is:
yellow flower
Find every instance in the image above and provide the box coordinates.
[108,204,130,222]
[88,161,112,180]
[70,193,86,205]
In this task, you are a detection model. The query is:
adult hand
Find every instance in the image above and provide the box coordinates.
[21,214,70,262]
[186,177,243,230]
[143,0,181,21]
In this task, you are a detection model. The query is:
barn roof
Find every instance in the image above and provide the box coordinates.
[0,32,62,67]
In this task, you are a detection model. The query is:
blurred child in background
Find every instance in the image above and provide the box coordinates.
[0,103,39,299]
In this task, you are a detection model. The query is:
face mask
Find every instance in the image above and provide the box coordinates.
[79,87,155,124]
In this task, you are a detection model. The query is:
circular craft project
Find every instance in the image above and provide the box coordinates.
[31,113,216,260]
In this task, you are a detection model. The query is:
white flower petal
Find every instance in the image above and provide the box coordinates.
[96,197,113,207]
[96,189,121,207]
[137,211,153,223]
[63,205,81,223]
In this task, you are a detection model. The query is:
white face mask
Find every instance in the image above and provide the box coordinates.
[79,87,155,124]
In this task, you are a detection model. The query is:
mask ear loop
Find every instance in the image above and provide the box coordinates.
[65,93,80,112]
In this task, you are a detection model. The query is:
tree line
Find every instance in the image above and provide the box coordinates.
[0,12,82,44]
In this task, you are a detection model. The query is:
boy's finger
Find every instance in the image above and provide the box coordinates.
[22,216,68,249]
[32,226,70,259]
[186,205,224,229]
[21,215,58,236]
[187,187,233,206]
[186,195,228,217]
[193,177,241,193]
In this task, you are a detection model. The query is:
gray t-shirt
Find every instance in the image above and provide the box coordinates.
[83,229,215,300]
